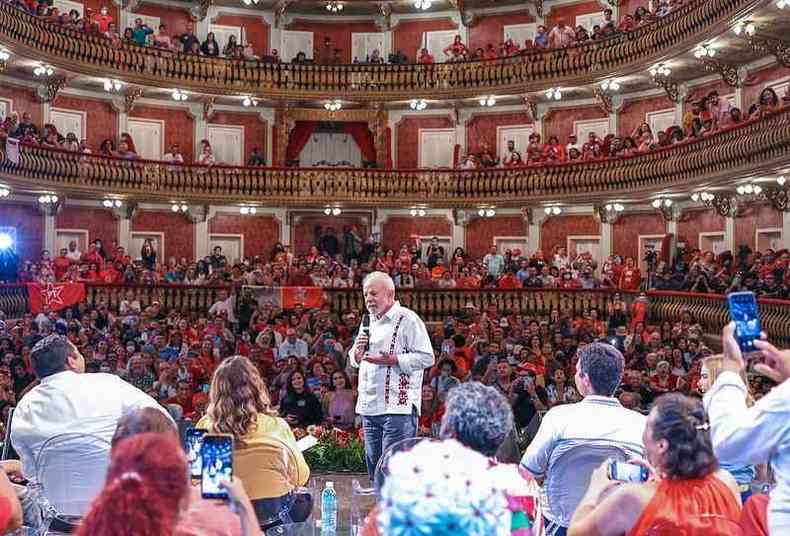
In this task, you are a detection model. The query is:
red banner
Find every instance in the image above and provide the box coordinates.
[282,287,324,309]
[27,282,86,313]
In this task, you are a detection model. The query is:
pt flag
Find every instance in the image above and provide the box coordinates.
[27,282,87,313]
[243,286,325,310]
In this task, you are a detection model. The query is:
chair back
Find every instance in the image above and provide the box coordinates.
[542,442,633,527]
[34,432,111,518]
[235,436,301,501]
[646,514,744,535]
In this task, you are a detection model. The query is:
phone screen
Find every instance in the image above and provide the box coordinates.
[185,428,207,479]
[727,291,761,353]
[201,434,233,500]
[608,461,648,482]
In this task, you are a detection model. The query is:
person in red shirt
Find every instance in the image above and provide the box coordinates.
[618,256,642,290]
[483,44,499,60]
[417,48,434,64]
[52,248,71,281]
[166,380,196,416]
[89,6,113,34]
[497,270,521,289]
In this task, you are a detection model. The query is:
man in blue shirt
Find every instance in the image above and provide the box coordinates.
[132,18,154,47]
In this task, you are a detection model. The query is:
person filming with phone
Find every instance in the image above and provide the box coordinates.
[568,394,742,535]
[349,271,434,485]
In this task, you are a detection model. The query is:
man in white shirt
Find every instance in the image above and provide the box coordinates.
[501,139,518,166]
[9,335,168,482]
[704,322,790,535]
[277,328,308,361]
[162,143,184,164]
[207,290,236,324]
[65,240,81,263]
[521,343,645,536]
[349,271,434,484]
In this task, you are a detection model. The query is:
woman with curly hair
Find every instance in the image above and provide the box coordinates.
[197,355,311,526]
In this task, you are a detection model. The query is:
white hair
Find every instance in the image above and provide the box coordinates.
[362,271,395,292]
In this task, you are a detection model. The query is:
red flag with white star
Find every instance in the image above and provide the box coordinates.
[26,282,86,313]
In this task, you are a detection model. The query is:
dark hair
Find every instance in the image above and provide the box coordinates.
[30,334,70,379]
[650,394,718,479]
[440,382,513,457]
[328,370,351,391]
[112,408,177,447]
[286,370,308,395]
[577,342,624,397]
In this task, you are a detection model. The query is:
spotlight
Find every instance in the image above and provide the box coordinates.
[240,206,249,215]
[171,204,179,212]
[410,209,417,217]
[0,233,12,251]
[102,199,112,208]
[478,209,486,217]
[478,96,496,107]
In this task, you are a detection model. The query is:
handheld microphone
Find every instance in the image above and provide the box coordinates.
[361,314,371,354]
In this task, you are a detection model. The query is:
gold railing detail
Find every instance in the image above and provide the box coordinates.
[2,108,790,206]
[0,0,764,100]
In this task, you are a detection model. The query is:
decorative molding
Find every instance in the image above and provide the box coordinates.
[525,207,549,226]
[595,204,624,224]
[748,36,790,69]
[36,76,67,103]
[376,1,392,31]
[112,201,138,220]
[187,204,211,224]
[203,96,217,121]
[711,194,739,218]
[652,75,690,104]
[123,86,144,113]
[448,0,475,27]
[531,0,544,18]
[699,57,755,88]
[37,198,62,217]
[767,186,790,212]
[274,0,293,28]
[593,87,613,114]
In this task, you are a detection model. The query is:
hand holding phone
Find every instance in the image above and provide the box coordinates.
[184,428,207,480]
[607,460,649,483]
[201,434,234,500]
[727,291,762,354]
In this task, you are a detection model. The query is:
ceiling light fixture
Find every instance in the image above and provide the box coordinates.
[736,182,763,196]
[241,0,261,5]
[38,194,58,204]
[103,79,122,93]
[649,63,671,77]
[777,175,787,186]
[0,50,10,62]
[171,202,189,212]
[545,88,562,100]
[409,208,427,217]
[691,191,715,203]
[604,203,625,212]
[325,1,343,12]
[33,64,54,77]
[242,96,258,107]
[324,99,342,111]
[409,99,428,111]
[651,198,673,209]
[544,206,562,216]
[414,0,433,10]
[600,79,621,91]
[0,186,10,197]
[171,89,188,102]
[102,199,123,208]
[478,95,496,107]
[733,20,756,36]
[693,44,716,59]
[239,206,258,215]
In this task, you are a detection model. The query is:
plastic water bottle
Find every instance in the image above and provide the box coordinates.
[321,481,337,534]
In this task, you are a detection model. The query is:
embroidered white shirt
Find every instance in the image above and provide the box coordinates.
[349,301,434,416]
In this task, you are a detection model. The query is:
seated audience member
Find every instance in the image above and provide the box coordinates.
[162,143,184,164]
[443,35,468,61]
[152,24,174,49]
[247,148,266,167]
[110,407,247,536]
[76,433,259,536]
[279,370,323,427]
[322,370,356,429]
[569,394,741,536]
[197,356,310,525]
[549,20,576,48]
[417,47,434,64]
[10,335,168,482]
[521,342,646,535]
[439,381,515,459]
[704,322,790,535]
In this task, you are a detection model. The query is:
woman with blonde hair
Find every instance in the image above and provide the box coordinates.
[196,355,311,528]
[698,355,758,503]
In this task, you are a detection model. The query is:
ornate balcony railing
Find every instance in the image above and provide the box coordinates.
[3,107,790,206]
[0,0,764,100]
[3,284,790,347]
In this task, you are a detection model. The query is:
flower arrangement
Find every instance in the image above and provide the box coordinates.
[296,425,367,473]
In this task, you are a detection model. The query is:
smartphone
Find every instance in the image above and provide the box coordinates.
[727,291,761,353]
[200,434,234,500]
[608,461,649,483]
[184,428,207,479]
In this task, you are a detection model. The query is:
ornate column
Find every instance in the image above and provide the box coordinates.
[526,208,548,255]
[275,107,295,166]
[112,202,137,252]
[188,205,214,259]
[525,97,546,139]
[38,197,63,255]
[367,108,388,167]
[258,109,275,166]
[451,209,468,253]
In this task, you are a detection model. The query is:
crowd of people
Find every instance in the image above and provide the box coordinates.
[0,265,785,534]
[7,0,684,66]
[459,87,790,169]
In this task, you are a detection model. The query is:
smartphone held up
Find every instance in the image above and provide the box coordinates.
[726,291,762,355]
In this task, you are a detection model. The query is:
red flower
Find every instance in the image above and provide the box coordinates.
[311,425,324,439]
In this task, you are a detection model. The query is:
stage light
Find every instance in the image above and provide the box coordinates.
[0,233,12,251]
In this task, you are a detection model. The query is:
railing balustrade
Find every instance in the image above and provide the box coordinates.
[3,284,790,347]
[0,0,762,99]
[3,107,790,205]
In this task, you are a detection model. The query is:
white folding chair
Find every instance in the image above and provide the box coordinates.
[31,433,111,534]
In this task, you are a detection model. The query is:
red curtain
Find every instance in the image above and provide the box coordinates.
[344,122,377,164]
[285,121,318,162]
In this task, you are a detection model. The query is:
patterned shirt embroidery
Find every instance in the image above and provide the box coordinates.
[383,315,405,406]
